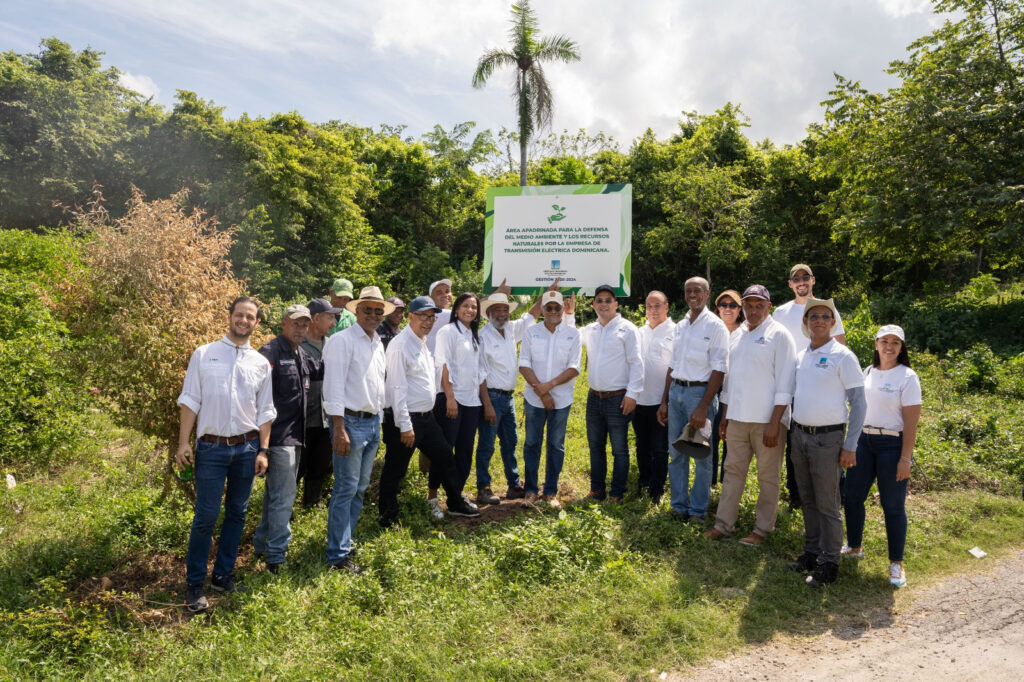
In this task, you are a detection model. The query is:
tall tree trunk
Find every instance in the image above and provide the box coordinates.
[519,134,528,186]
[519,69,528,186]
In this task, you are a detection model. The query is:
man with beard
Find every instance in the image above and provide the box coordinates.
[176,296,275,612]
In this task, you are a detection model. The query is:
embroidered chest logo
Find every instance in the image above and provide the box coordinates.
[815,357,830,369]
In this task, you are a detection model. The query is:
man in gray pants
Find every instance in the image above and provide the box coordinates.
[787,297,865,587]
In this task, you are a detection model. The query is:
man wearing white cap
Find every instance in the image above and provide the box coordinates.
[424,278,453,355]
[518,288,581,506]
[254,304,317,573]
[788,297,865,587]
[322,286,390,573]
[474,279,550,504]
[708,284,797,546]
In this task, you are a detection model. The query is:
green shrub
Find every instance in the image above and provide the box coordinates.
[946,343,1000,393]
[841,294,876,365]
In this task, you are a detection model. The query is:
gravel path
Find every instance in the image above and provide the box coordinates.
[678,549,1024,681]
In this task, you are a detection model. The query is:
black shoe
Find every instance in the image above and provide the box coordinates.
[210,573,247,594]
[806,561,839,587]
[789,552,818,574]
[650,493,663,505]
[505,484,526,500]
[670,510,690,521]
[685,514,704,526]
[186,584,208,613]
[266,562,283,575]
[447,496,481,517]
[330,557,363,575]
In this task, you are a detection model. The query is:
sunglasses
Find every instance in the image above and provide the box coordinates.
[717,301,739,309]
[807,313,833,322]
[790,275,812,283]
[359,307,385,316]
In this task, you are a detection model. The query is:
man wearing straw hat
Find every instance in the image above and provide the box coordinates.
[322,286,391,573]
[475,279,550,505]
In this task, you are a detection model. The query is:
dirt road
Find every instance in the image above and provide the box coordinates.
[678,549,1024,681]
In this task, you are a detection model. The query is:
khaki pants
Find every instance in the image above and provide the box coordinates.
[714,420,787,538]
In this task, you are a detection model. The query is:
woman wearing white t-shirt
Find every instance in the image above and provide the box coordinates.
[842,324,922,588]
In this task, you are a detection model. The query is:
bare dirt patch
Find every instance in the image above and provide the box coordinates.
[677,548,1024,681]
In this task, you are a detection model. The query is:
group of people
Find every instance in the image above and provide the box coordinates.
[174,265,921,613]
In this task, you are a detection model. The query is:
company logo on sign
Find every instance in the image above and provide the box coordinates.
[547,204,567,224]
[544,258,567,277]
[551,260,560,268]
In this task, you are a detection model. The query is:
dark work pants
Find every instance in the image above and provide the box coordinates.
[299,426,333,507]
[784,426,802,506]
[433,396,481,493]
[632,404,668,496]
[378,410,464,523]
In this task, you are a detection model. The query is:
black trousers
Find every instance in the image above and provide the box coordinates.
[632,404,668,496]
[298,426,333,507]
[379,410,463,522]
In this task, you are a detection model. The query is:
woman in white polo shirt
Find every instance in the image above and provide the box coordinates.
[842,324,922,588]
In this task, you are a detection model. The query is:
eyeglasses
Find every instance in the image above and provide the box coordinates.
[594,297,616,304]
[790,275,811,283]
[807,313,833,322]
[717,301,739,309]
[412,313,436,322]
[359,307,385,316]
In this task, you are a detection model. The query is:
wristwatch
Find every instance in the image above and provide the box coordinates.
[257,447,269,455]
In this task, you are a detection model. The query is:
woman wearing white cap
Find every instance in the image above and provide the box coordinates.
[842,324,922,588]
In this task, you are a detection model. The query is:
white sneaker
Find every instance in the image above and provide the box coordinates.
[427,497,444,521]
[889,562,907,588]
[841,545,865,560]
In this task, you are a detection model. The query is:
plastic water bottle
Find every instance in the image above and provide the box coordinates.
[179,464,193,481]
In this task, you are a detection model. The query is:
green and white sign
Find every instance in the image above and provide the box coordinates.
[483,184,632,296]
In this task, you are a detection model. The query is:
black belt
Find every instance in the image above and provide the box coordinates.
[793,422,845,435]
[590,388,626,399]
[488,388,514,396]
[673,379,708,387]
[345,408,378,419]
[199,430,259,445]
[408,410,434,418]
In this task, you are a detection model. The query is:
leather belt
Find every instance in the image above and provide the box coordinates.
[345,408,378,419]
[862,426,901,437]
[199,430,259,446]
[408,410,434,418]
[673,379,708,387]
[488,388,514,396]
[589,388,627,399]
[793,422,845,436]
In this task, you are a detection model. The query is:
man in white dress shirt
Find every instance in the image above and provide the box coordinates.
[581,284,644,503]
[322,286,391,573]
[474,280,547,505]
[176,296,276,612]
[633,291,675,503]
[657,277,729,521]
[707,284,797,546]
[424,278,453,355]
[377,296,480,526]
[518,290,581,506]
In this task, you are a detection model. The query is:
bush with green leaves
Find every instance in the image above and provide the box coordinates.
[0,230,92,473]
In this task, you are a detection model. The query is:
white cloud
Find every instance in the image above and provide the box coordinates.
[118,70,160,99]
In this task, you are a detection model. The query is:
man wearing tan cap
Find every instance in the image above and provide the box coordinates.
[475,279,550,504]
[322,287,390,573]
[254,304,318,573]
[518,288,580,506]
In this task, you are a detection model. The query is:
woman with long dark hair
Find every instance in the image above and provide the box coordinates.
[430,292,484,514]
[842,324,921,587]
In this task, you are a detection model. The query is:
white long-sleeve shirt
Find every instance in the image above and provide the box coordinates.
[480,313,535,392]
[385,327,438,432]
[721,317,797,424]
[424,309,451,354]
[519,321,581,410]
[322,323,386,417]
[177,336,276,438]
[434,320,484,406]
[637,318,675,406]
[669,307,730,382]
[580,314,644,400]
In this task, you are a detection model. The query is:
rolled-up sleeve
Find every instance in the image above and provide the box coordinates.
[322,332,349,417]
[518,333,534,370]
[567,332,582,373]
[388,344,412,432]
[624,326,645,400]
[773,329,797,406]
[709,322,730,374]
[255,365,277,426]
[177,349,203,414]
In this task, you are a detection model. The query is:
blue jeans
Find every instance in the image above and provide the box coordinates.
[326,416,380,564]
[586,392,632,499]
[253,445,300,565]
[523,402,570,495]
[186,439,257,586]
[667,383,717,517]
[844,432,909,561]
[476,389,522,490]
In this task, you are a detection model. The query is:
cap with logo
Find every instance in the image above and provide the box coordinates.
[540,290,564,308]
[741,284,771,302]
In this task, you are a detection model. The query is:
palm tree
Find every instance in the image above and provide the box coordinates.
[472,2,580,186]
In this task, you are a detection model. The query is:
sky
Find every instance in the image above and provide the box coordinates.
[2,0,945,147]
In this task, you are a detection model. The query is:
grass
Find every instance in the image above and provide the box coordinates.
[1,357,1023,680]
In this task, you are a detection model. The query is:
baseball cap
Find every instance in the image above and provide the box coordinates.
[387,296,405,309]
[741,284,771,302]
[284,304,312,320]
[331,278,354,298]
[875,324,906,342]
[408,296,442,314]
[307,298,342,316]
[594,284,616,298]
[540,291,564,308]
[428,279,453,296]
[789,264,814,279]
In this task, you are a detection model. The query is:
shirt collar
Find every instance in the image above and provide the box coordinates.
[221,335,252,350]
